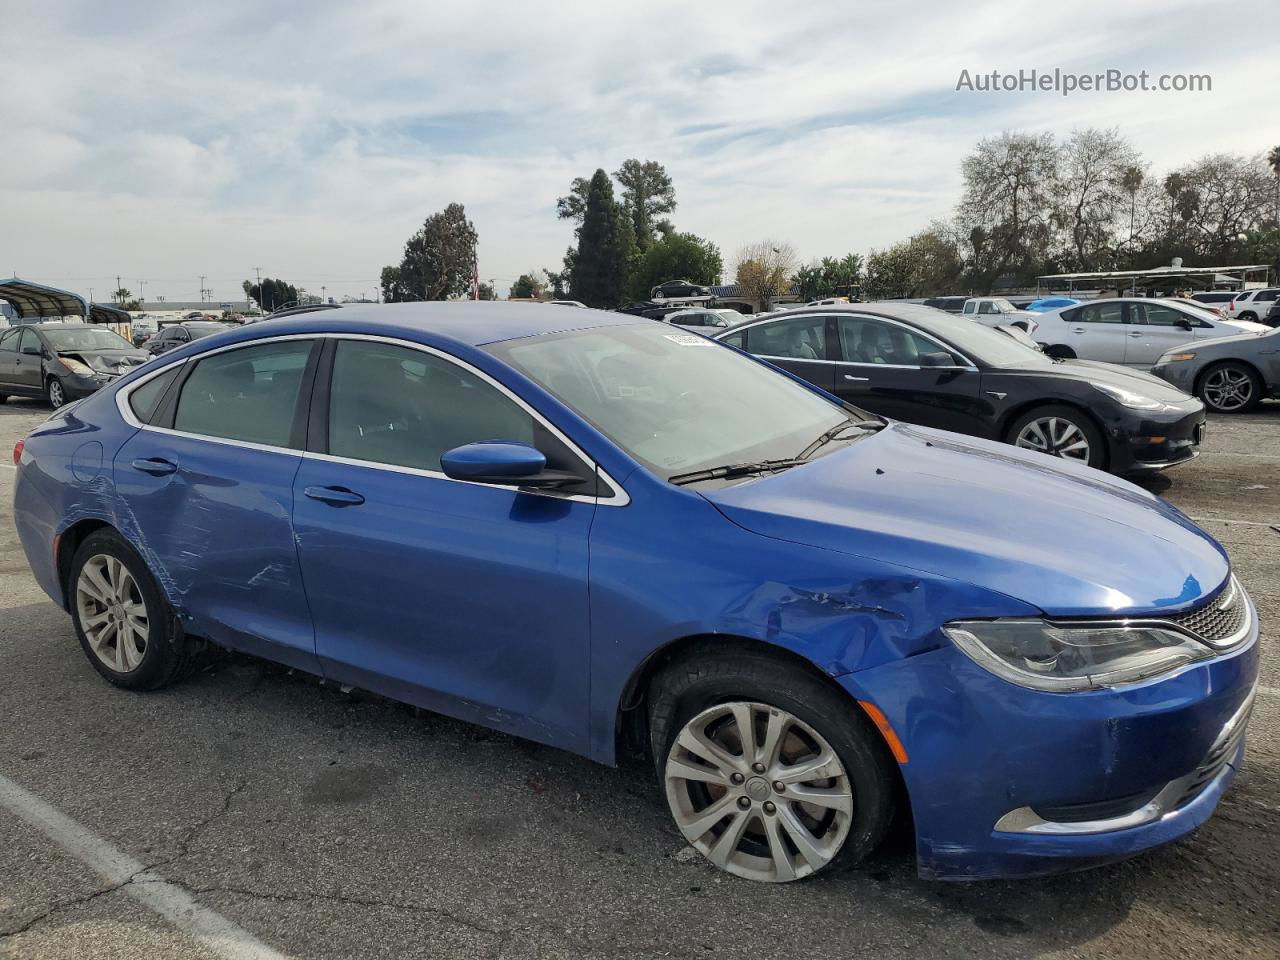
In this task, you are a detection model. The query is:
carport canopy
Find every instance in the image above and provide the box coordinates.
[0,277,94,321]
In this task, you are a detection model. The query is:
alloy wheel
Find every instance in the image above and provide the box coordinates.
[664,701,853,882]
[1203,367,1254,412]
[48,379,65,408]
[1015,417,1091,461]
[75,554,150,673]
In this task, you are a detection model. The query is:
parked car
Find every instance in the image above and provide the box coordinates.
[1225,288,1280,324]
[548,300,588,308]
[145,320,231,356]
[1267,300,1280,327]
[1025,297,1080,312]
[11,303,1257,883]
[714,303,1204,473]
[1032,298,1267,366]
[921,296,969,313]
[0,323,149,408]
[1152,326,1280,413]
[663,308,745,334]
[1189,291,1238,309]
[960,297,1038,333]
[651,280,711,300]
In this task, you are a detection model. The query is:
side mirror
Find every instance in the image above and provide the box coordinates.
[440,441,584,489]
[919,351,955,367]
[1175,318,1194,331]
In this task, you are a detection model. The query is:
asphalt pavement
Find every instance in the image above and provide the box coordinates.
[0,396,1277,960]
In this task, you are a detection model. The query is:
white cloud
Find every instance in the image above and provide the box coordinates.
[0,0,1274,299]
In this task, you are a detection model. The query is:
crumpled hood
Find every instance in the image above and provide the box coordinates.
[59,349,149,374]
[703,423,1228,617]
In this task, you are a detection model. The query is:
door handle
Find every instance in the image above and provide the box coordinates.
[842,374,869,382]
[131,458,177,476]
[304,485,365,506]
[1127,331,1143,337]
[1070,327,1085,334]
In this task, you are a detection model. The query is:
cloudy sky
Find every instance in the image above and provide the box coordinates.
[2,0,1275,302]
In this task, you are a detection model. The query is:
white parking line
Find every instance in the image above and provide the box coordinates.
[0,774,290,959]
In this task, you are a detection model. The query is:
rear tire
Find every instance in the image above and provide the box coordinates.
[649,649,896,882]
[1238,311,1258,323]
[1198,361,1262,414]
[1007,404,1106,469]
[69,530,201,690]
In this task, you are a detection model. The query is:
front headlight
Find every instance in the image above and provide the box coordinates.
[1093,383,1173,411]
[58,357,95,377]
[943,619,1213,691]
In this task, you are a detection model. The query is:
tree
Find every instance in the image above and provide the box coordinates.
[1056,128,1140,269]
[613,159,676,252]
[791,254,863,300]
[241,277,300,311]
[381,202,479,303]
[1173,154,1273,256]
[627,232,722,301]
[477,281,496,301]
[862,242,919,300]
[734,241,796,311]
[556,177,591,224]
[957,131,1058,291]
[543,266,569,299]
[569,170,629,308]
[112,287,132,306]
[1270,146,1280,226]
[1120,165,1145,255]
[510,272,546,299]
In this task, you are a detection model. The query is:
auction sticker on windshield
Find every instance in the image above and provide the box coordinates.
[664,334,713,347]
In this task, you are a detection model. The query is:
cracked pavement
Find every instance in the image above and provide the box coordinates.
[1,397,1278,959]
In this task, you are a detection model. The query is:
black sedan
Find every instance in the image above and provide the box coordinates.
[146,320,232,356]
[1152,326,1280,413]
[714,303,1205,474]
[651,280,710,299]
[0,323,149,408]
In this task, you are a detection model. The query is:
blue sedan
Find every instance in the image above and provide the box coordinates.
[12,303,1258,882]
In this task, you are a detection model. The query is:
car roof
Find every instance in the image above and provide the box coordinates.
[207,301,640,349]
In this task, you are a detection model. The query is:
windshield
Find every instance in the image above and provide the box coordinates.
[924,313,1053,369]
[488,323,860,479]
[43,328,134,352]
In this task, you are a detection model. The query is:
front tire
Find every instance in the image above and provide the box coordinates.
[1007,404,1106,469]
[69,530,199,690]
[1199,361,1262,414]
[46,376,66,409]
[649,650,896,883]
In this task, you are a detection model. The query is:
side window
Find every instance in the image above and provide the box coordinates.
[1140,303,1189,327]
[750,316,827,360]
[173,340,313,447]
[978,302,998,315]
[327,341,536,472]
[173,327,191,341]
[128,366,183,423]
[18,329,42,355]
[839,317,947,365]
[718,331,745,349]
[962,301,976,315]
[0,328,20,352]
[1258,290,1278,302]
[670,314,699,327]
[1076,303,1125,324]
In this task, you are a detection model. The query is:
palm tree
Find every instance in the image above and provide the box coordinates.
[1121,166,1144,257]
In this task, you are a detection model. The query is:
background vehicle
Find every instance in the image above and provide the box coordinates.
[11,303,1256,885]
[960,297,1038,333]
[0,323,147,407]
[662,308,744,334]
[1267,300,1280,327]
[1025,296,1079,312]
[145,320,231,355]
[715,303,1204,473]
[921,296,969,313]
[1153,326,1280,413]
[650,280,710,300]
[548,300,588,308]
[1033,298,1267,366]
[1226,288,1280,323]
[1189,291,1238,310]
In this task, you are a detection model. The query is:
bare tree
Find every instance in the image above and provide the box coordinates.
[734,241,797,311]
[1056,128,1141,269]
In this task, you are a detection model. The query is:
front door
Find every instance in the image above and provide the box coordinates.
[291,337,597,754]
[112,338,320,671]
[1128,302,1201,365]
[830,314,986,433]
[15,328,45,391]
[742,314,835,391]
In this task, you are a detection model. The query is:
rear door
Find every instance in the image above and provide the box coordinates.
[831,314,985,432]
[15,328,46,390]
[1062,302,1131,363]
[112,337,321,671]
[740,314,835,391]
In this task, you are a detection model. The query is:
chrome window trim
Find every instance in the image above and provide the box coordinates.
[755,354,832,365]
[115,332,630,507]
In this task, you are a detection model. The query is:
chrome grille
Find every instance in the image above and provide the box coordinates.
[1160,576,1248,648]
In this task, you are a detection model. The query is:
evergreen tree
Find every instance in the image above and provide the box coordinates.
[570,170,627,307]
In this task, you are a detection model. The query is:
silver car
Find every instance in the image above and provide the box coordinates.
[662,308,745,335]
[1033,298,1267,368]
[1151,325,1280,413]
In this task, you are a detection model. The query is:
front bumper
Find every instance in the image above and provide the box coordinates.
[1108,402,1205,472]
[60,372,119,400]
[840,594,1259,880]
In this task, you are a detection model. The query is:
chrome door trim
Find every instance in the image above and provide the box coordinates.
[115,332,630,507]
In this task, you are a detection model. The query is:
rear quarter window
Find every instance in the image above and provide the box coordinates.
[127,366,183,423]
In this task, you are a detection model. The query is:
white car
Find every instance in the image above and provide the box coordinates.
[1033,298,1268,367]
[960,297,1039,334]
[662,308,745,334]
[1225,288,1280,324]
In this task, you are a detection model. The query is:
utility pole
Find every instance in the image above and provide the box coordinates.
[116,275,122,306]
[137,280,146,307]
[199,275,207,304]
[321,285,327,304]
[253,266,263,312]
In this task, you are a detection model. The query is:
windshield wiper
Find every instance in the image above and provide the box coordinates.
[796,419,885,461]
[668,458,806,486]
